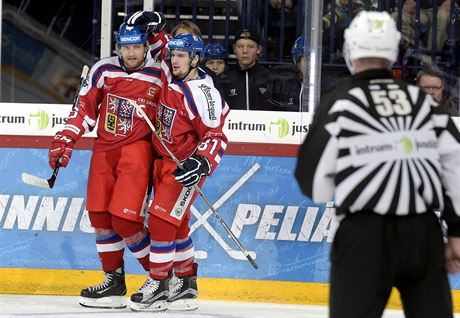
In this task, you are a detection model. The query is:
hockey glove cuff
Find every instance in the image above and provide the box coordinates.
[48,132,75,169]
[174,155,211,187]
[126,10,166,34]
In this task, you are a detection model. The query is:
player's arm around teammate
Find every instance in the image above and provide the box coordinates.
[129,33,229,312]
[48,21,164,309]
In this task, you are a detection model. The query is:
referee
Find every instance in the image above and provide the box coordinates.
[295,11,460,318]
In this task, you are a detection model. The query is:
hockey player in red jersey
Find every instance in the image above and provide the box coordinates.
[129,33,230,312]
[48,21,165,309]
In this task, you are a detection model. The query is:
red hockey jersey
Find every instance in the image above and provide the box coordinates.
[62,56,162,152]
[154,62,230,174]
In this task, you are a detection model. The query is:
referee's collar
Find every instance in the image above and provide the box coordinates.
[352,69,394,81]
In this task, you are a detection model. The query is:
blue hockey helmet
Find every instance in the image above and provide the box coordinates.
[116,23,149,45]
[291,36,309,64]
[168,33,204,58]
[203,43,228,61]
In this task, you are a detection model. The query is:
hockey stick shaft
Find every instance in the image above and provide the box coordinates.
[21,65,89,189]
[133,103,258,269]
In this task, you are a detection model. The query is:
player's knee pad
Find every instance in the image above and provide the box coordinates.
[111,213,144,238]
[148,214,179,242]
[88,211,112,229]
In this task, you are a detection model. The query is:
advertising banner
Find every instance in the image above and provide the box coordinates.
[0,148,335,283]
[0,103,312,144]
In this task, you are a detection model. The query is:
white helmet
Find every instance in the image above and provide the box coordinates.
[343,11,401,74]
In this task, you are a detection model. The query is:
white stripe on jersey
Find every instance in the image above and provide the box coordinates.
[96,71,161,88]
[329,100,387,132]
[407,85,421,104]
[348,87,369,107]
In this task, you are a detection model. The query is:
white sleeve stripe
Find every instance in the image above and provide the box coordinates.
[63,124,80,136]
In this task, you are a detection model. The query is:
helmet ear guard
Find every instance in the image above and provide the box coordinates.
[343,11,401,74]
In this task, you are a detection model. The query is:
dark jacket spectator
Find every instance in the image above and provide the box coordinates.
[222,62,278,111]
[222,28,279,110]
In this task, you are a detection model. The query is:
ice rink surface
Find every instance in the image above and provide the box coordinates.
[0,294,435,318]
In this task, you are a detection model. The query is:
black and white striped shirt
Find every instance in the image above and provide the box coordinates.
[295,69,460,222]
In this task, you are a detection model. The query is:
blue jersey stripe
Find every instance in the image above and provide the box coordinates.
[177,81,199,116]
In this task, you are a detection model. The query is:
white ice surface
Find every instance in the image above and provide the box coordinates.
[0,294,436,318]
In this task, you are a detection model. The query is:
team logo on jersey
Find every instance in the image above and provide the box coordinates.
[147,87,157,97]
[156,103,176,143]
[105,94,134,136]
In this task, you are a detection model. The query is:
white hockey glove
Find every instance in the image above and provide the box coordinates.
[126,10,166,34]
[174,155,211,187]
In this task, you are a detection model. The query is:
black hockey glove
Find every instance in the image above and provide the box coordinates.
[126,10,166,34]
[174,155,211,187]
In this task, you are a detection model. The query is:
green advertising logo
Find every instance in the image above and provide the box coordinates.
[398,136,414,154]
[268,118,290,138]
[28,110,49,130]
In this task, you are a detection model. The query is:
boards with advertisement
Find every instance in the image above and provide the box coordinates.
[1,103,460,306]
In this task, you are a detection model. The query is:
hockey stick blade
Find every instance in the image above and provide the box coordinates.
[20,65,89,190]
[21,166,59,189]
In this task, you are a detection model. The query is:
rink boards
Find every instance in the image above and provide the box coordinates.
[1,103,460,309]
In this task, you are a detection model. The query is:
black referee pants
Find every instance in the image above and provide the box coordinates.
[329,211,453,318]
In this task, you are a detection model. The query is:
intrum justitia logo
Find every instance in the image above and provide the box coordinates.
[28,110,49,130]
[268,118,290,138]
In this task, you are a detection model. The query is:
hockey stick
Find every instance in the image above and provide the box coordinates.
[132,102,259,270]
[190,164,260,259]
[21,65,90,189]
[190,163,260,233]
[191,206,257,260]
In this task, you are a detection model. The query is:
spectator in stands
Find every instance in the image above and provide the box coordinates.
[322,0,370,31]
[221,28,279,111]
[257,0,300,60]
[202,42,229,95]
[445,77,460,116]
[322,0,372,62]
[391,0,452,57]
[268,35,307,112]
[203,43,228,76]
[171,20,202,36]
[415,66,446,104]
